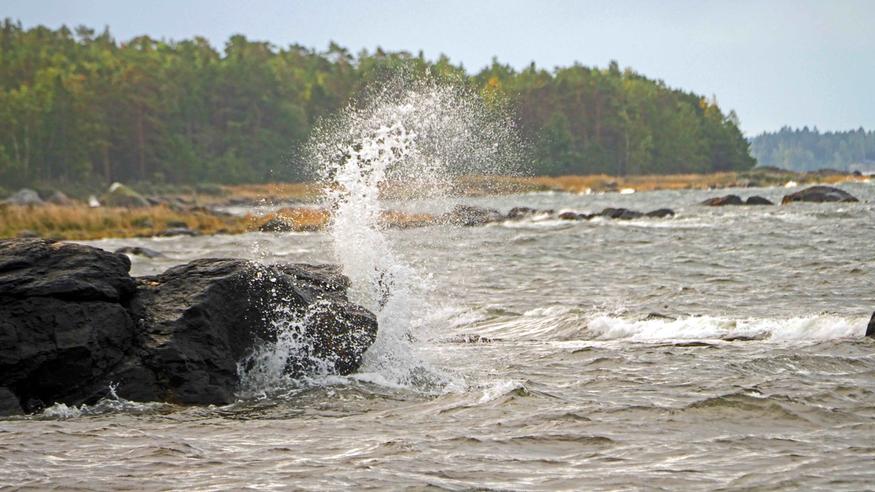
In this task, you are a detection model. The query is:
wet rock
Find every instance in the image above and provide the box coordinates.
[645,208,675,218]
[507,206,538,219]
[115,246,164,259]
[157,227,200,237]
[558,211,582,220]
[702,195,743,206]
[866,312,875,338]
[600,208,644,220]
[781,185,859,204]
[745,196,774,206]
[3,188,43,206]
[0,387,22,416]
[443,205,505,226]
[101,182,150,208]
[259,217,296,232]
[0,239,378,410]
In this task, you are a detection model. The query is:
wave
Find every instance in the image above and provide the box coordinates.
[468,307,868,343]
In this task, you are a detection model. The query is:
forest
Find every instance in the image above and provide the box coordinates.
[0,20,756,188]
[750,127,875,172]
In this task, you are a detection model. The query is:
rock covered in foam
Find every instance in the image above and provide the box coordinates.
[0,239,378,412]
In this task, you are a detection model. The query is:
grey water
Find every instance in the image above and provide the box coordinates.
[2,182,875,490]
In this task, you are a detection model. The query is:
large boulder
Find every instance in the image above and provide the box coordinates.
[702,195,743,206]
[782,186,859,204]
[0,239,378,412]
[600,208,644,220]
[2,188,43,206]
[745,196,774,205]
[101,182,150,208]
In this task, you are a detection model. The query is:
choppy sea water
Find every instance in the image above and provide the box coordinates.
[3,182,875,490]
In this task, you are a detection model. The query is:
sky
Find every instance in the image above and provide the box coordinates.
[4,0,874,135]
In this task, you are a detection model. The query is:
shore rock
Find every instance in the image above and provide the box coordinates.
[102,183,150,208]
[0,387,22,416]
[0,239,378,412]
[259,217,296,232]
[3,189,43,206]
[702,195,743,206]
[46,191,75,206]
[781,186,859,204]
[745,196,774,205]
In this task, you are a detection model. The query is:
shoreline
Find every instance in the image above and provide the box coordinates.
[1,170,867,240]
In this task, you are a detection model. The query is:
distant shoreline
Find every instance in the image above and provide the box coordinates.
[1,169,866,241]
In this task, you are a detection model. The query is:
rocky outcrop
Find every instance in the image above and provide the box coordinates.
[781,186,859,204]
[0,239,377,413]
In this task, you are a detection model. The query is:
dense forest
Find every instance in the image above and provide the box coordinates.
[0,20,755,188]
[750,127,875,172]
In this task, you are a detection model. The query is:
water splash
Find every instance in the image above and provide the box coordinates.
[308,75,523,388]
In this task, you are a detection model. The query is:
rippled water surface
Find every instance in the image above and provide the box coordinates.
[3,183,875,490]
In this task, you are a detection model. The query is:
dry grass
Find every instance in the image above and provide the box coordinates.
[223,182,321,202]
[0,204,254,240]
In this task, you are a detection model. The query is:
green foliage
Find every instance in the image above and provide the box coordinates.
[0,20,756,186]
[750,127,875,172]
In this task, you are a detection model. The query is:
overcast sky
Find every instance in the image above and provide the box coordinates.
[5,0,874,135]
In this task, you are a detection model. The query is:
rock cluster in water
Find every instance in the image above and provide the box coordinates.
[0,239,377,415]
[442,204,675,226]
[702,186,859,207]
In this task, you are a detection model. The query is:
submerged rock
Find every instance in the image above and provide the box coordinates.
[600,208,644,220]
[443,205,505,226]
[646,208,675,218]
[745,196,774,206]
[702,195,743,206]
[0,239,378,412]
[781,186,859,204]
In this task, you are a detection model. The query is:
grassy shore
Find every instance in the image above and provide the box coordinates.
[1,169,865,240]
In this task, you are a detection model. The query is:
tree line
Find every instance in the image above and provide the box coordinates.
[750,126,875,172]
[0,20,756,188]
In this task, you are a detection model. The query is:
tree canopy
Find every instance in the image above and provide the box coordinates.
[0,20,756,188]
[750,126,875,172]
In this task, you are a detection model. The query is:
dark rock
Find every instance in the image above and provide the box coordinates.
[165,220,188,229]
[558,211,582,220]
[157,227,200,237]
[600,208,644,220]
[0,387,22,416]
[646,208,675,218]
[507,207,538,219]
[866,312,875,338]
[259,217,296,232]
[853,170,863,177]
[702,195,743,206]
[745,196,774,206]
[0,239,136,301]
[781,185,859,204]
[644,312,676,321]
[3,189,43,206]
[0,239,378,410]
[115,246,164,259]
[443,205,505,226]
